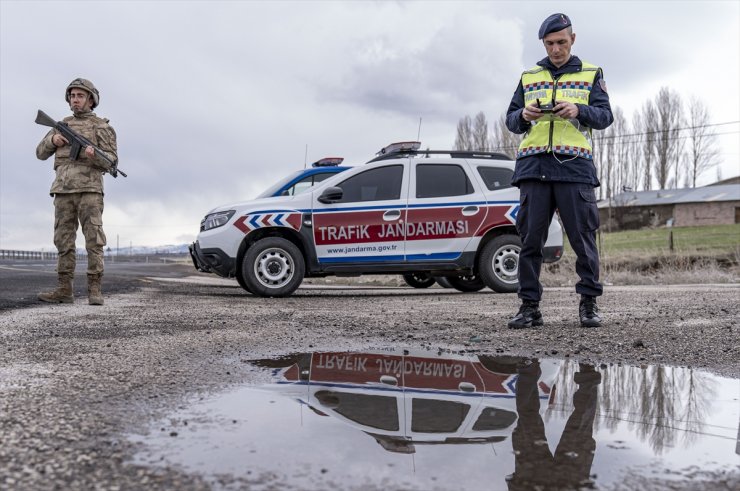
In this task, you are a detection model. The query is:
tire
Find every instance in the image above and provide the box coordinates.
[478,234,521,293]
[434,276,454,289]
[242,237,305,297]
[402,272,436,289]
[446,274,486,293]
[235,267,253,293]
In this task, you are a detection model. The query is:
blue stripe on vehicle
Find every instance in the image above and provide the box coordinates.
[318,255,405,263]
[311,204,406,213]
[275,381,524,399]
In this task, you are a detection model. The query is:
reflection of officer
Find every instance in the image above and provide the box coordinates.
[36,78,117,306]
[505,13,613,329]
[506,361,601,491]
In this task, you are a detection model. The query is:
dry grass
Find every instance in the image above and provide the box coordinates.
[541,251,740,287]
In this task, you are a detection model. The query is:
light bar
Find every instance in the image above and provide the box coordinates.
[312,157,344,167]
[377,141,421,156]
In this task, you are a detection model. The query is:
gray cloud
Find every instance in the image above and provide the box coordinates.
[1,1,738,250]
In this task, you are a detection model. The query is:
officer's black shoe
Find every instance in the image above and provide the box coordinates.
[508,301,543,329]
[579,295,602,328]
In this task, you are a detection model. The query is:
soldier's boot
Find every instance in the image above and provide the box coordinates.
[38,274,74,304]
[507,300,543,329]
[579,295,602,328]
[88,273,104,306]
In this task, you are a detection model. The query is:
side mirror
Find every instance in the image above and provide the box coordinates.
[318,186,343,204]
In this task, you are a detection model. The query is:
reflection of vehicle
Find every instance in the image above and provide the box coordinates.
[251,350,558,453]
[191,141,563,297]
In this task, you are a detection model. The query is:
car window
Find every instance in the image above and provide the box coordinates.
[416,164,474,198]
[410,398,470,433]
[337,165,403,203]
[316,391,399,431]
[256,170,304,199]
[471,407,517,431]
[477,166,514,191]
[285,172,335,196]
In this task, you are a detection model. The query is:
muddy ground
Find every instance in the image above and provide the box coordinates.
[0,263,738,490]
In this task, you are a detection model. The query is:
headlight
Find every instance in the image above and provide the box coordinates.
[200,210,236,231]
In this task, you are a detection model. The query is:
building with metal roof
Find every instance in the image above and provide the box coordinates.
[598,184,740,230]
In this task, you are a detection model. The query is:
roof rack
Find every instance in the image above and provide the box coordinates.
[367,149,512,163]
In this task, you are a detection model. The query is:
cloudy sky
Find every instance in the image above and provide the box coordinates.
[1,0,738,250]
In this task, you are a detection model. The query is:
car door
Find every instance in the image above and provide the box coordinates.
[311,163,409,265]
[404,160,488,262]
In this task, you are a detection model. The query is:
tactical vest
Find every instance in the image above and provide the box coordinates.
[517,62,599,160]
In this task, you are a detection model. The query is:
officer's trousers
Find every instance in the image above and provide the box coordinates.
[516,180,602,302]
[53,192,106,275]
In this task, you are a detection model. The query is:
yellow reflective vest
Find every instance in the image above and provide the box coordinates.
[517,62,599,160]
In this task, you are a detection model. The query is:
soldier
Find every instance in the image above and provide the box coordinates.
[505,14,613,328]
[36,78,118,305]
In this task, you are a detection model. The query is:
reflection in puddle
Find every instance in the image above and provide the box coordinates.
[129,349,740,490]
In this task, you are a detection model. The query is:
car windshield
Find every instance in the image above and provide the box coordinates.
[255,170,305,199]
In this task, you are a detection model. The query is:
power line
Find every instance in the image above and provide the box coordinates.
[489,125,740,152]
[592,121,740,142]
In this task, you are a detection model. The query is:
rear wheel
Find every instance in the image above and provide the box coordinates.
[478,235,521,293]
[402,272,436,289]
[242,237,305,297]
[434,276,453,289]
[446,274,486,293]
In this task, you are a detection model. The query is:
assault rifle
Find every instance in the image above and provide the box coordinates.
[35,110,127,178]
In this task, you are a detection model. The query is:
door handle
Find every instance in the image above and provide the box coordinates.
[461,206,479,216]
[458,382,476,393]
[383,210,401,221]
[380,375,398,386]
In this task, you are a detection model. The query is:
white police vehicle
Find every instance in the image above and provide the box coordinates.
[252,349,558,452]
[190,142,563,297]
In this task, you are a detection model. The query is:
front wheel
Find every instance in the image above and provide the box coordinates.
[402,272,436,289]
[478,235,521,293]
[242,237,305,297]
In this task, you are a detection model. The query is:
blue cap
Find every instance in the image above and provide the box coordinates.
[538,13,571,39]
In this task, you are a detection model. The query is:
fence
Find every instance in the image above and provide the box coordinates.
[0,250,86,260]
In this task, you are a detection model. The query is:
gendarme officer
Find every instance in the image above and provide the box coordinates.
[36,78,118,305]
[505,14,613,328]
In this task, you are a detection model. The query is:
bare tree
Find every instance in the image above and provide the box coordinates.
[638,101,658,190]
[653,87,684,189]
[472,112,490,151]
[454,115,473,151]
[611,108,629,196]
[686,97,720,187]
[489,114,521,159]
[628,111,644,191]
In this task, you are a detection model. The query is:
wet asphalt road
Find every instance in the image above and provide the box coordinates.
[0,259,194,310]
[0,259,738,490]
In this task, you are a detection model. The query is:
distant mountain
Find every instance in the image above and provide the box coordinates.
[99,243,191,256]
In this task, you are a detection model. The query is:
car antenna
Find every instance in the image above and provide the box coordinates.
[416,117,422,141]
[304,144,308,169]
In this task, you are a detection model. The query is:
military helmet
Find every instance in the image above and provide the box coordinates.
[65,78,100,109]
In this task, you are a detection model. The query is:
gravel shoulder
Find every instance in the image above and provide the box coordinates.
[0,274,738,489]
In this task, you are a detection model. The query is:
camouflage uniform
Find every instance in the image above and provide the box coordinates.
[36,78,117,305]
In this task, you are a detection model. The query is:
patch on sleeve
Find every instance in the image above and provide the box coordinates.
[599,79,608,93]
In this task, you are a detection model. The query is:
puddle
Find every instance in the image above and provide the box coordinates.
[129,349,740,490]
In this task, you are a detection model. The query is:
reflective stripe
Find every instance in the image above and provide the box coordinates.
[518,62,599,160]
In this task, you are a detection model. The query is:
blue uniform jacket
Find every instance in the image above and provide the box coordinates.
[506,55,613,187]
